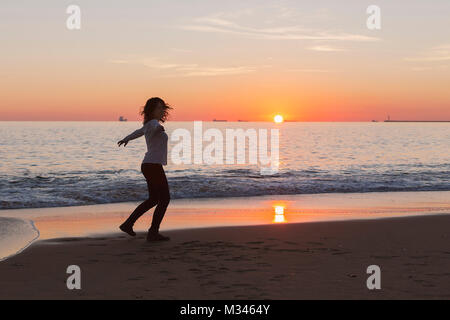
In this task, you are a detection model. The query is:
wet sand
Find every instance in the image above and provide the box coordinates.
[0,214,449,299]
[1,191,449,242]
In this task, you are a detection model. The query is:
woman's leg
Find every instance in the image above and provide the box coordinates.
[121,164,159,228]
[148,165,171,233]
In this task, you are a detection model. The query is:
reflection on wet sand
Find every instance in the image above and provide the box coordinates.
[1,191,448,241]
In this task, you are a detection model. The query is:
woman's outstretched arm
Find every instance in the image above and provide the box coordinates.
[117,125,146,147]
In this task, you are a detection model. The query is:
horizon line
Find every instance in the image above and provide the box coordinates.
[1,120,449,123]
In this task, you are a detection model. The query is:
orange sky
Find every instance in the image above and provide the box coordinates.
[1,1,449,121]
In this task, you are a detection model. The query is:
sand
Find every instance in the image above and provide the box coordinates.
[0,214,449,299]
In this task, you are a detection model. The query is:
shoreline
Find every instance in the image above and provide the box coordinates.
[2,189,450,212]
[1,214,449,299]
[1,190,449,261]
[0,218,40,263]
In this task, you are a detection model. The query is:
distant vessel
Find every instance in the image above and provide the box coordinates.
[118,116,127,122]
[213,119,227,122]
[385,120,450,122]
[384,115,449,122]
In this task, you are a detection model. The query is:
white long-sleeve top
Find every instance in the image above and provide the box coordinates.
[123,119,168,165]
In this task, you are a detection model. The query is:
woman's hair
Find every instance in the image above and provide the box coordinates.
[141,97,172,124]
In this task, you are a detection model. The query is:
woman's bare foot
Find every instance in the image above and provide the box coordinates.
[119,223,136,237]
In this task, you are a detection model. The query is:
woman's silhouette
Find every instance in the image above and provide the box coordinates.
[117,97,172,241]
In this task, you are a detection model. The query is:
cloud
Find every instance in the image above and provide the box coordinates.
[410,65,449,72]
[108,59,129,64]
[177,12,379,42]
[162,66,256,77]
[108,56,258,77]
[405,44,450,62]
[308,45,346,52]
[108,56,337,76]
[285,68,337,73]
[170,48,194,53]
[410,66,432,71]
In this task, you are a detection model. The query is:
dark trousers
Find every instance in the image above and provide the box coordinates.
[123,163,170,232]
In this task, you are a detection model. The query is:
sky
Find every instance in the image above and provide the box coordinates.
[1,0,449,121]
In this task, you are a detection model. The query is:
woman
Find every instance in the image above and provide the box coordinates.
[117,97,172,241]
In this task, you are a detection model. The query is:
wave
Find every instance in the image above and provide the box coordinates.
[1,166,449,209]
[0,217,40,261]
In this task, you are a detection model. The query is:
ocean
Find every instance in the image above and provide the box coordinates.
[1,121,449,210]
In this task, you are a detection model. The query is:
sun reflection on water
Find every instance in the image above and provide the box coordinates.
[273,205,286,223]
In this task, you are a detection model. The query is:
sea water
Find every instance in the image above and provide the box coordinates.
[1,121,449,209]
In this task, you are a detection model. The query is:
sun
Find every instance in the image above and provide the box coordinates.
[274,114,284,123]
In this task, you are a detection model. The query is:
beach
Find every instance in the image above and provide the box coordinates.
[2,0,450,304]
[1,213,449,299]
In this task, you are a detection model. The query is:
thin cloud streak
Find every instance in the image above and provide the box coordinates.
[405,44,450,62]
[177,13,379,42]
[308,45,346,52]
[108,57,259,77]
[285,68,338,73]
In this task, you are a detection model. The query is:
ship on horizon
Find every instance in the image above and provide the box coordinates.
[118,116,127,122]
[384,115,449,122]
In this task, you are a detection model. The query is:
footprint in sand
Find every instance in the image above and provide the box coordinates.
[332,251,351,255]
[212,252,228,256]
[231,283,251,287]
[234,268,258,273]
[313,247,330,251]
[277,248,299,252]
[181,240,201,245]
[269,276,286,281]
[9,263,24,267]
[115,252,136,257]
[256,262,271,266]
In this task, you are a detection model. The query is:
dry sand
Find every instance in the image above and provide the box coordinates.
[0,215,449,299]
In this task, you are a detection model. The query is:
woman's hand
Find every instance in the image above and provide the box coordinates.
[117,139,128,147]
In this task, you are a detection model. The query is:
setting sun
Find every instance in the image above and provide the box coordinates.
[274,115,284,123]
